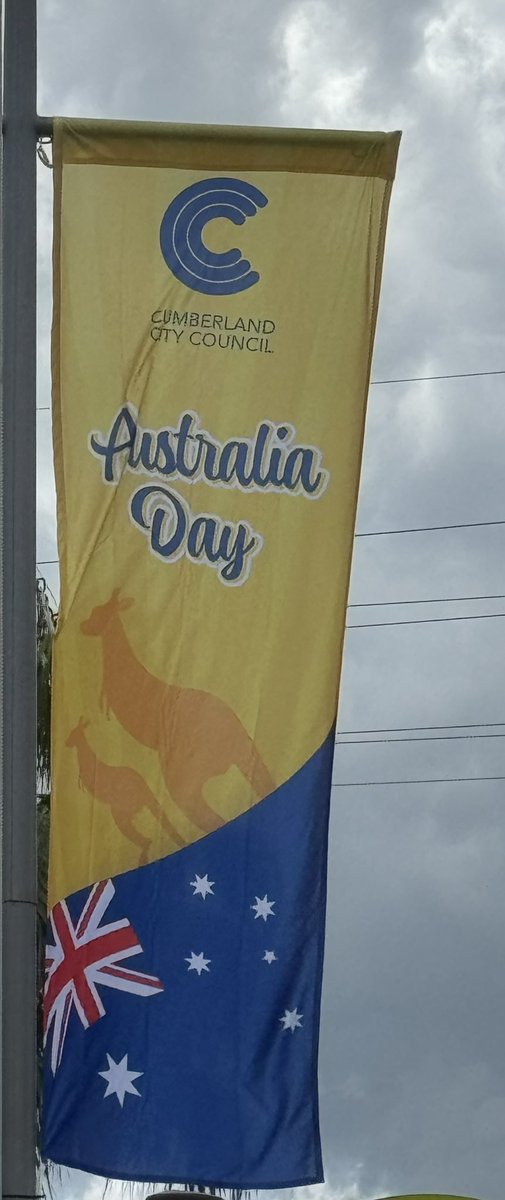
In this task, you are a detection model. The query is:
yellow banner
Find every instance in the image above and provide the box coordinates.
[49,119,400,907]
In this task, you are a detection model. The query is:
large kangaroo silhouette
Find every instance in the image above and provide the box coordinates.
[66,717,183,865]
[81,590,275,834]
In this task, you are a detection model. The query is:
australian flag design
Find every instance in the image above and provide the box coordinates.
[43,731,334,1188]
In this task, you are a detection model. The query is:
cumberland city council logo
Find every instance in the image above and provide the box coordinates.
[160,177,268,296]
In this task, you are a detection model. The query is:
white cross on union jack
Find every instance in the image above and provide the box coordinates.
[44,879,163,1074]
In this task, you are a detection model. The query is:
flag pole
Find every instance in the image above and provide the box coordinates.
[1,3,38,1199]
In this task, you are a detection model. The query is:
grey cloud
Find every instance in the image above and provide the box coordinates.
[38,0,295,127]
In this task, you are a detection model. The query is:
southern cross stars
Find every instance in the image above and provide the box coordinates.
[190,873,214,899]
[280,1008,303,1033]
[99,1053,143,1106]
[185,951,211,975]
[263,950,277,964]
[251,894,275,921]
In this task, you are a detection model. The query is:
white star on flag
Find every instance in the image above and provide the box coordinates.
[251,894,275,921]
[98,1052,143,1106]
[263,950,277,964]
[190,873,215,899]
[280,1008,303,1033]
[185,951,211,975]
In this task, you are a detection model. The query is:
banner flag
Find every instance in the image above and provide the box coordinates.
[43,118,400,1186]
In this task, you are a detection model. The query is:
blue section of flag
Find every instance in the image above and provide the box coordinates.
[43,729,334,1188]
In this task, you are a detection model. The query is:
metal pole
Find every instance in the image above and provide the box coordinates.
[0,9,4,1192]
[1,3,38,1199]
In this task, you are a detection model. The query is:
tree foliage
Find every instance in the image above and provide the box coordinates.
[37,576,54,792]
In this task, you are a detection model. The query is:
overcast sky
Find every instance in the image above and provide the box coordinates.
[35,2,505,1198]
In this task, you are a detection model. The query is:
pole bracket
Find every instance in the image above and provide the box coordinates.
[36,137,52,169]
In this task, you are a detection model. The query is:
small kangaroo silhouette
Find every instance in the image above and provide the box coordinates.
[81,590,275,835]
[66,717,183,865]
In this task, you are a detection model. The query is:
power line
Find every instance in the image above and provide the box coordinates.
[369,368,505,385]
[33,571,505,629]
[355,519,505,538]
[31,562,505,617]
[34,567,505,632]
[346,612,505,629]
[348,593,505,608]
[33,365,505,781]
[335,732,505,745]
[34,517,505,552]
[35,367,505,412]
[332,774,505,787]
[36,519,505,570]
[337,721,505,734]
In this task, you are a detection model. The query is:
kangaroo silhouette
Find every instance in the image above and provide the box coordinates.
[81,590,275,834]
[66,717,183,865]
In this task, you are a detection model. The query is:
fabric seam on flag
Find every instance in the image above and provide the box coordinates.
[55,117,401,181]
[309,721,335,1183]
[40,1154,324,1189]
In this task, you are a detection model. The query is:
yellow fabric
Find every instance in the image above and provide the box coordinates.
[52,117,399,179]
[49,118,400,907]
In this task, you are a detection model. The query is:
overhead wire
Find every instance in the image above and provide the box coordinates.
[348,593,505,608]
[336,721,505,734]
[335,732,505,745]
[34,572,505,629]
[369,368,505,385]
[33,562,505,621]
[35,366,505,785]
[355,518,505,537]
[331,775,505,787]
[35,519,505,570]
[346,611,505,628]
[34,561,505,633]
[34,366,505,414]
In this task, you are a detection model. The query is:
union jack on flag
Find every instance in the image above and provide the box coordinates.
[44,878,164,1074]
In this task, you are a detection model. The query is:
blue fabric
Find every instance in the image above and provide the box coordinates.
[43,728,334,1187]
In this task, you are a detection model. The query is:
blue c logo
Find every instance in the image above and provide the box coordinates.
[160,177,268,296]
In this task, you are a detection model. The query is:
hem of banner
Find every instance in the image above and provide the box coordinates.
[50,123,68,603]
[308,723,335,1186]
[41,1156,324,1189]
[325,165,399,747]
[55,117,401,181]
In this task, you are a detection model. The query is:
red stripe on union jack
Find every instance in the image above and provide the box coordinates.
[44,879,163,1074]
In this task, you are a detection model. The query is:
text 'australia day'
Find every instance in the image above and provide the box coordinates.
[89,406,330,586]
